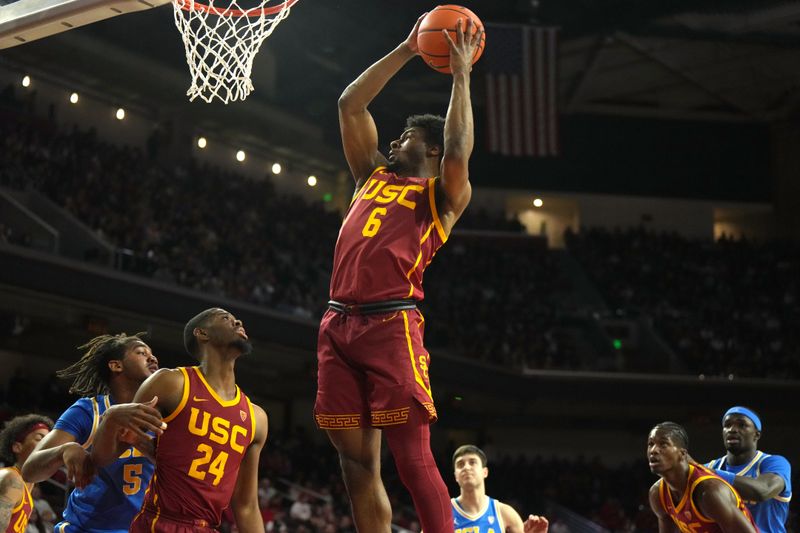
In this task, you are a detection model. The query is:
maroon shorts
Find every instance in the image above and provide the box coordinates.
[130,509,217,533]
[314,307,438,429]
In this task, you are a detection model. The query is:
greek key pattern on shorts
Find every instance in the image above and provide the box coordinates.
[371,407,410,426]
[315,414,361,429]
[421,402,437,420]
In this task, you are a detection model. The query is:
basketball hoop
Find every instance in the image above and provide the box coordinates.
[172,0,298,103]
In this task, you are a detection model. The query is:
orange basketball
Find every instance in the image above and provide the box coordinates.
[417,5,486,74]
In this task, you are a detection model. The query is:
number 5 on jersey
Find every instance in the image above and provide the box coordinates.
[362,207,387,237]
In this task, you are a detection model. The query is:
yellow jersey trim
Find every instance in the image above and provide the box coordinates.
[689,474,725,523]
[734,451,764,477]
[403,223,436,298]
[247,396,256,445]
[402,311,433,401]
[4,467,30,513]
[670,464,694,514]
[495,499,506,533]
[149,491,161,533]
[82,397,100,449]
[344,166,387,226]
[193,366,241,407]
[428,178,448,243]
[451,496,490,521]
[55,522,70,533]
[162,368,190,423]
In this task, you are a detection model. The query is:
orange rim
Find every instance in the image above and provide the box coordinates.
[175,0,298,18]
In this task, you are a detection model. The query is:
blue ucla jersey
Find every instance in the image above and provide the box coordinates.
[452,496,506,533]
[53,395,154,533]
[706,451,792,533]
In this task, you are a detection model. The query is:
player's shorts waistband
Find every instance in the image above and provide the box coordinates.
[328,299,417,315]
[139,506,217,530]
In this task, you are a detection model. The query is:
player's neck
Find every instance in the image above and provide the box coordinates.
[397,163,437,179]
[199,357,237,400]
[662,463,690,496]
[457,487,487,513]
[726,448,758,466]
[110,377,140,403]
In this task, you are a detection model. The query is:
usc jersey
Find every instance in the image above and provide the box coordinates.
[133,367,256,529]
[658,463,756,533]
[329,167,448,303]
[2,468,32,533]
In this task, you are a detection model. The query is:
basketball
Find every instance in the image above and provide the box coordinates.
[417,5,486,74]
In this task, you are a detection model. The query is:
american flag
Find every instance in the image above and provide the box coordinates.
[484,24,559,157]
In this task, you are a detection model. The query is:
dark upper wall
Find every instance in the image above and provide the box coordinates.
[465,114,771,201]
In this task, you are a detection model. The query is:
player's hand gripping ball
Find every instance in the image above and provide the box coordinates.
[417,5,486,73]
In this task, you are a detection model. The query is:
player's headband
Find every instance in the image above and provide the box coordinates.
[723,406,761,431]
[15,422,50,444]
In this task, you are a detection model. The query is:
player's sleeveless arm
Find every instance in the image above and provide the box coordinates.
[752,454,791,502]
[338,24,418,184]
[696,480,757,533]
[649,481,679,533]
[721,455,791,503]
[0,469,25,532]
[230,404,268,533]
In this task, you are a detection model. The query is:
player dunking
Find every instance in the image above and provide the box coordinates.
[91,308,268,533]
[314,13,482,533]
[647,422,757,533]
[22,333,159,533]
[0,414,53,533]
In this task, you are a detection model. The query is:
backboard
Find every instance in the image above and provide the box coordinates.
[0,0,170,49]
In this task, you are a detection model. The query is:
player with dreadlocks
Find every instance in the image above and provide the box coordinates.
[0,414,53,533]
[21,333,162,533]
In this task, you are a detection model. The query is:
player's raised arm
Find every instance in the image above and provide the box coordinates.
[230,404,269,533]
[338,15,426,187]
[438,18,482,233]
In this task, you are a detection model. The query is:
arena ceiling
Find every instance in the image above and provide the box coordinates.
[2,0,800,168]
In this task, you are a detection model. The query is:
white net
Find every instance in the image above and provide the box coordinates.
[172,0,297,103]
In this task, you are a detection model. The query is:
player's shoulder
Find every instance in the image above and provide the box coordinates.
[67,396,96,411]
[759,452,791,469]
[148,367,187,386]
[495,498,524,528]
[0,466,23,488]
[249,401,269,440]
[649,479,663,497]
[56,396,96,422]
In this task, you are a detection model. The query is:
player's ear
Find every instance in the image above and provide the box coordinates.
[483,466,489,479]
[194,326,209,343]
[108,359,124,373]
[11,441,23,455]
[427,144,442,158]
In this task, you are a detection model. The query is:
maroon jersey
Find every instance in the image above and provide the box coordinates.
[329,167,448,303]
[659,463,757,533]
[135,367,256,528]
[2,468,32,533]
